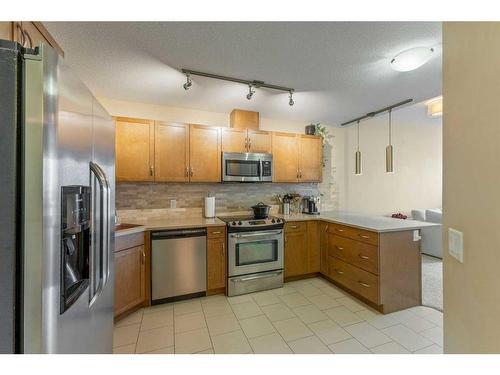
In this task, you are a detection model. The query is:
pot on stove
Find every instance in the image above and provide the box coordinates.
[251,202,271,219]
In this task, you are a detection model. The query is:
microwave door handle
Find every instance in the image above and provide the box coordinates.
[259,159,263,181]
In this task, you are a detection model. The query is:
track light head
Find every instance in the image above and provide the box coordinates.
[183,74,192,90]
[288,90,294,106]
[246,84,255,100]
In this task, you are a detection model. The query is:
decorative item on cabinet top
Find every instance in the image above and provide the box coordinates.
[114,117,323,183]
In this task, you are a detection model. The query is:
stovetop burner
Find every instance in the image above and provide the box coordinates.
[217,215,285,232]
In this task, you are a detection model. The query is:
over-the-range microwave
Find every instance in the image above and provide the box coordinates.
[222,152,273,182]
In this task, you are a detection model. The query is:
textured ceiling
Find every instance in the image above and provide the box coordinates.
[44,22,442,125]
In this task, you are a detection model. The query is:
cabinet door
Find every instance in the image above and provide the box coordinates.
[115,117,154,182]
[284,230,308,278]
[320,222,329,276]
[299,135,322,182]
[307,221,320,273]
[207,237,226,291]
[189,124,221,182]
[0,22,12,40]
[114,245,146,316]
[155,122,189,182]
[272,132,299,182]
[221,128,247,153]
[248,130,272,153]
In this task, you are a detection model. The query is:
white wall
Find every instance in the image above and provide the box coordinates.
[339,100,442,216]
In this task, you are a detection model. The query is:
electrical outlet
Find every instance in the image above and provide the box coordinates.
[170,199,177,209]
[413,230,421,242]
[448,228,464,263]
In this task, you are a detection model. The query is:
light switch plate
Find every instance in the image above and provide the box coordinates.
[448,228,464,263]
[170,199,177,209]
[413,230,421,242]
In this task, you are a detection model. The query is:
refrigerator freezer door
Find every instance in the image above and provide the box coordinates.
[25,44,115,353]
[0,40,24,354]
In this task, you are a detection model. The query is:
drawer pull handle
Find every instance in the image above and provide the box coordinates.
[324,226,329,232]
[335,246,344,251]
[211,231,222,234]
[358,254,370,260]
[336,228,344,232]
[358,281,370,288]
[290,225,298,229]
[335,269,344,275]
[359,234,370,239]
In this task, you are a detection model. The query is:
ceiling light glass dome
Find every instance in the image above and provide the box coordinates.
[390,47,435,72]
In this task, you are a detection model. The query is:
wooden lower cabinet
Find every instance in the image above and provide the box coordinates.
[323,223,421,313]
[284,221,319,278]
[207,226,227,293]
[114,232,146,318]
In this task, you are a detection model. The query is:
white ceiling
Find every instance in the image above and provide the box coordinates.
[44,22,442,125]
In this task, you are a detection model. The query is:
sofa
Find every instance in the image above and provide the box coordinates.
[411,208,443,259]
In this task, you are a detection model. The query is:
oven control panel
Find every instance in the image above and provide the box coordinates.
[228,217,283,228]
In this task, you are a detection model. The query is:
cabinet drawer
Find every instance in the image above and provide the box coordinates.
[326,223,378,246]
[328,257,379,304]
[115,232,145,252]
[285,221,307,233]
[207,226,226,239]
[328,234,379,275]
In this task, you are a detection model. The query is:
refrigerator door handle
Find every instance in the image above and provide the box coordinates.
[89,161,110,306]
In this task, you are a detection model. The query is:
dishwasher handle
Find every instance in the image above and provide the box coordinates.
[151,228,207,240]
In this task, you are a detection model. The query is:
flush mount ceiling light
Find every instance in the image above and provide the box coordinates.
[246,84,255,100]
[427,96,443,117]
[183,73,192,90]
[390,47,435,72]
[181,69,295,106]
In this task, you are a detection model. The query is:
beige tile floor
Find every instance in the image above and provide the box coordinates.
[113,277,443,354]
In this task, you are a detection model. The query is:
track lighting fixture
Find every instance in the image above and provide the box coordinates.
[181,69,295,107]
[246,84,255,100]
[183,74,192,90]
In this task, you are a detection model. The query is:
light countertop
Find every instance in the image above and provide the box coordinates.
[115,216,225,235]
[276,211,440,233]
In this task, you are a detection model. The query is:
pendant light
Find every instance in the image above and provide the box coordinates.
[355,120,362,175]
[386,109,394,173]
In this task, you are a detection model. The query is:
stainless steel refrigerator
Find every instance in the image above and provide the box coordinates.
[0,40,115,353]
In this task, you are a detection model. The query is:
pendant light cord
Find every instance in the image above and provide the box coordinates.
[356,120,360,151]
[388,109,392,146]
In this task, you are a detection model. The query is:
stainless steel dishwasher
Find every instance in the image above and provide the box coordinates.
[151,228,207,304]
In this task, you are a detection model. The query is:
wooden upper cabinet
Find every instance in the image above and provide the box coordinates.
[155,122,189,182]
[272,132,299,182]
[189,124,221,182]
[230,109,259,130]
[221,128,272,154]
[299,135,322,182]
[115,117,154,182]
[221,128,247,153]
[247,130,271,153]
[0,22,12,40]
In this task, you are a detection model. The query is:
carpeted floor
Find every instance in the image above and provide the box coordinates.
[422,254,443,311]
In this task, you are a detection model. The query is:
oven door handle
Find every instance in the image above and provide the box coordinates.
[231,270,283,282]
[230,230,283,238]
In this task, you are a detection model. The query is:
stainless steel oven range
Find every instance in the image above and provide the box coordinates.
[218,215,285,296]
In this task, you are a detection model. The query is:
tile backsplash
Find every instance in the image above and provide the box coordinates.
[116,182,335,214]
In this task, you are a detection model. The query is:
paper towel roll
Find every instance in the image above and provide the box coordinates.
[204,196,215,218]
